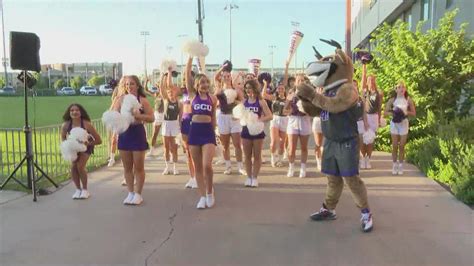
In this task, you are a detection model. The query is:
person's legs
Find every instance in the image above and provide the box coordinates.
[242,138,253,186]
[391,134,399,174]
[76,153,90,191]
[251,139,263,179]
[202,144,215,194]
[190,145,205,197]
[231,132,243,172]
[398,134,408,175]
[182,134,196,187]
[270,126,280,166]
[70,162,81,198]
[133,151,146,194]
[220,133,232,173]
[299,135,310,177]
[287,134,298,177]
[120,150,136,204]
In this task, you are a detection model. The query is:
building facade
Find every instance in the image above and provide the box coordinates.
[351,0,473,50]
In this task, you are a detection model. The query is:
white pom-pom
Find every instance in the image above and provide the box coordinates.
[60,128,88,162]
[121,94,142,124]
[102,110,130,134]
[224,89,237,104]
[182,39,209,57]
[363,129,376,144]
[296,99,307,114]
[69,127,89,143]
[232,104,246,120]
[160,59,178,73]
[247,121,264,136]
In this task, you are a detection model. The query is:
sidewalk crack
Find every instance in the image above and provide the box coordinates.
[144,210,178,266]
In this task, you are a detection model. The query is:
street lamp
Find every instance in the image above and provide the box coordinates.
[1,1,8,86]
[140,31,150,77]
[269,45,276,77]
[291,21,300,74]
[224,2,238,61]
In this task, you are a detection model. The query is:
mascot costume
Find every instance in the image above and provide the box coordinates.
[296,39,373,233]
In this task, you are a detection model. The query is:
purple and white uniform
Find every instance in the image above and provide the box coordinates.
[188,93,216,146]
[181,88,193,135]
[241,99,265,140]
[118,95,149,151]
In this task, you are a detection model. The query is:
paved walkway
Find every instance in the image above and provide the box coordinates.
[0,143,472,266]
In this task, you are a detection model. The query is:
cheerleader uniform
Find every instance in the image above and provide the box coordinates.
[216,88,241,135]
[270,96,288,132]
[287,96,311,136]
[161,100,180,137]
[241,99,265,140]
[188,94,216,146]
[181,88,193,135]
[118,95,149,151]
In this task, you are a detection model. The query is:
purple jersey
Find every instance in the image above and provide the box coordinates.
[244,98,262,118]
[192,93,213,116]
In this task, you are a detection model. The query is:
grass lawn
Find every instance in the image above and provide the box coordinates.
[0,96,113,128]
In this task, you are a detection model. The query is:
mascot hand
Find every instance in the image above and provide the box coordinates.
[296,84,316,102]
[300,99,322,117]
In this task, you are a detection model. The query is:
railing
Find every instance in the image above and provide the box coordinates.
[0,120,155,190]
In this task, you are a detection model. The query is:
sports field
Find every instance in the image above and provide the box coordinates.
[0,96,113,128]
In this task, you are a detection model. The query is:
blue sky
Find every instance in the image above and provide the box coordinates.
[2,0,346,74]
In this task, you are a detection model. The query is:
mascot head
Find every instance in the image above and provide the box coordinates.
[305,39,353,88]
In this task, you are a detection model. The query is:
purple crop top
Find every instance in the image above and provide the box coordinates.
[181,87,191,104]
[244,99,262,118]
[192,93,213,116]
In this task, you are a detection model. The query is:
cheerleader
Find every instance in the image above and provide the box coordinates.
[384,81,416,175]
[160,69,182,175]
[61,104,102,199]
[185,56,219,209]
[353,80,369,168]
[111,75,154,205]
[285,74,312,178]
[360,74,383,169]
[214,63,245,175]
[144,78,164,158]
[241,79,273,187]
[263,81,288,167]
[180,72,197,188]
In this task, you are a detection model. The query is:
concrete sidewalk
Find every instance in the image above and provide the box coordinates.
[0,146,472,266]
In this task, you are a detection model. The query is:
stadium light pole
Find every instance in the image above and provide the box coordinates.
[140,31,150,77]
[224,3,238,61]
[1,1,8,87]
[291,21,300,74]
[269,45,276,77]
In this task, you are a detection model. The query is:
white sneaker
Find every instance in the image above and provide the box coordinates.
[72,189,81,199]
[123,192,134,205]
[392,163,398,175]
[130,193,143,205]
[196,196,207,209]
[223,167,232,175]
[251,178,259,187]
[299,168,306,178]
[287,165,295,178]
[244,177,252,187]
[79,190,90,199]
[162,166,171,175]
[397,163,404,175]
[206,193,215,208]
[365,157,372,169]
[185,177,195,188]
[359,157,366,169]
[238,168,247,176]
[107,158,115,167]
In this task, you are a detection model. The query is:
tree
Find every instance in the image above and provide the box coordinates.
[367,9,473,122]
[71,76,85,89]
[54,79,65,89]
[87,75,104,87]
[0,76,4,88]
[32,72,48,89]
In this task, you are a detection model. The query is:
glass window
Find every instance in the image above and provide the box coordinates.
[446,0,453,9]
[421,0,430,21]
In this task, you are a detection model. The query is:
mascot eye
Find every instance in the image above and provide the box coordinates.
[322,57,333,62]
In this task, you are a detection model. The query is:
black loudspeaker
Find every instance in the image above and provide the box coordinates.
[10,31,41,72]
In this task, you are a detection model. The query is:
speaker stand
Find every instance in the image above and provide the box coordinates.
[0,70,58,201]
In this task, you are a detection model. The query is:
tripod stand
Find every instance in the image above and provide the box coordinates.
[0,70,58,201]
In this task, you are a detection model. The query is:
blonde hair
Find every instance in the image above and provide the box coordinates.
[367,74,378,90]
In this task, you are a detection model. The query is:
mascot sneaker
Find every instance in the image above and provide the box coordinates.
[361,209,374,232]
[310,204,337,221]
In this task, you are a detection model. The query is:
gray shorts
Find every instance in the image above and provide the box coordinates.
[321,138,359,177]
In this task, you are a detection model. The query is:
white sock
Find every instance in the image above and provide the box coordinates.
[109,153,114,159]
[225,160,231,168]
[165,161,169,167]
[301,163,306,170]
[289,163,294,169]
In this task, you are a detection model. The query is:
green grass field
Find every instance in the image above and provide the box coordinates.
[0,96,113,128]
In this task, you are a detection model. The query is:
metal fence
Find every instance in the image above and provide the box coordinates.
[0,120,155,189]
